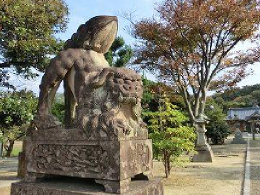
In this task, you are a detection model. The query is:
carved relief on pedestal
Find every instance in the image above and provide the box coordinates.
[119,140,152,180]
[136,143,151,169]
[32,144,109,175]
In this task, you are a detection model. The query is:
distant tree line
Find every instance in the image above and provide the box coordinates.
[213,84,260,112]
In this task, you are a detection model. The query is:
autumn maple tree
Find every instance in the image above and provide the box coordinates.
[132,0,260,124]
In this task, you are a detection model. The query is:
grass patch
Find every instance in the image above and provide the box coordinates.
[1,142,23,157]
[10,148,22,157]
[2,148,22,157]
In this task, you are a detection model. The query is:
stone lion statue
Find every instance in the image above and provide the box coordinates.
[16,15,161,195]
[35,15,146,139]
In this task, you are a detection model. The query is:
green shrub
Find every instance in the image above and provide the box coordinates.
[144,97,196,178]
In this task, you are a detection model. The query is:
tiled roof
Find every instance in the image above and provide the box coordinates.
[227,106,260,121]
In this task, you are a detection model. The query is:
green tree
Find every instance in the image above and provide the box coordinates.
[205,99,230,144]
[51,95,65,124]
[212,84,260,112]
[144,97,196,178]
[0,90,37,157]
[0,0,68,87]
[105,36,133,67]
[141,77,158,112]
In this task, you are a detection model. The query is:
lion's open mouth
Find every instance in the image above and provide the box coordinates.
[112,69,143,101]
[118,93,139,104]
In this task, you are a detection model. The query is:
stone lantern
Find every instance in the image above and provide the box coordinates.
[0,131,3,158]
[192,114,213,162]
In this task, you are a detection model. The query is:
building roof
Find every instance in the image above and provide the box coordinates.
[227,106,260,121]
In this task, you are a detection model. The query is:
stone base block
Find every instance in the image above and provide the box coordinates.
[11,177,164,195]
[17,151,26,178]
[25,139,153,182]
[192,145,214,162]
[231,138,247,144]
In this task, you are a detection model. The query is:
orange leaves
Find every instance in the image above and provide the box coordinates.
[222,58,234,67]
[132,0,260,100]
[135,20,160,41]
[157,0,260,41]
[210,66,251,90]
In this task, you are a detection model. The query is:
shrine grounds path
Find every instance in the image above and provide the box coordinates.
[154,137,247,195]
[1,137,260,195]
[247,139,260,195]
[0,141,20,195]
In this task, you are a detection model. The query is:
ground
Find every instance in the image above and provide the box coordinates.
[249,139,260,195]
[0,138,247,195]
[154,139,246,195]
[0,141,21,195]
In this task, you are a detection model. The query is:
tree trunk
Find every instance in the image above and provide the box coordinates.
[199,88,207,115]
[163,150,171,178]
[5,140,14,157]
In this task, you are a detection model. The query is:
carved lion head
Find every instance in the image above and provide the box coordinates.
[77,68,145,139]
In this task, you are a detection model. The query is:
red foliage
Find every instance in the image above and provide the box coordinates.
[132,0,260,121]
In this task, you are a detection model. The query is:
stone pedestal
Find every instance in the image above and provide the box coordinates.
[11,178,164,195]
[18,128,154,194]
[192,115,213,162]
[11,128,164,194]
[192,144,213,162]
[12,128,164,194]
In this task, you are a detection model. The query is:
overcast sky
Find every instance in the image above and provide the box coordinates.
[7,0,260,94]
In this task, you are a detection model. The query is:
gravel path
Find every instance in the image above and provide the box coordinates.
[0,157,20,190]
[153,139,247,195]
[248,140,260,195]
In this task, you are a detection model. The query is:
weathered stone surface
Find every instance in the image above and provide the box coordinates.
[11,178,164,195]
[231,129,247,144]
[76,67,147,140]
[24,139,152,181]
[29,128,148,141]
[192,144,214,162]
[36,16,118,129]
[193,116,214,162]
